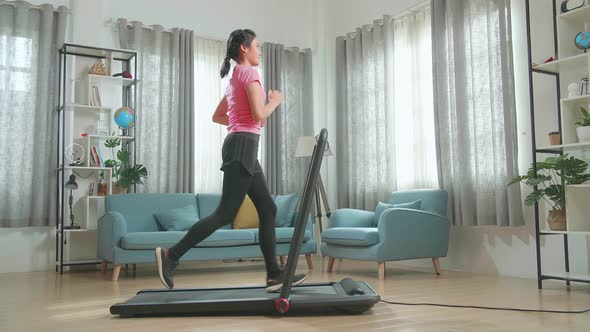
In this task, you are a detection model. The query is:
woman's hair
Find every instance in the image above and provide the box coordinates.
[220,29,257,78]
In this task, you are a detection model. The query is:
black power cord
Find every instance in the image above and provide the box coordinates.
[380,299,590,314]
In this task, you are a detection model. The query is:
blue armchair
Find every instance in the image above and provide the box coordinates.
[320,189,449,279]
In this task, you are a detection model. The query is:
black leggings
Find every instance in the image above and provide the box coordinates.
[168,161,281,277]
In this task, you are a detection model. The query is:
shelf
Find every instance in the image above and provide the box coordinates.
[86,135,133,140]
[567,184,590,188]
[57,260,101,266]
[62,166,111,171]
[57,228,97,233]
[532,53,590,74]
[536,142,590,153]
[562,94,590,104]
[65,104,111,112]
[540,230,590,235]
[62,43,136,61]
[541,272,590,283]
[559,5,590,23]
[87,196,106,199]
[88,74,136,87]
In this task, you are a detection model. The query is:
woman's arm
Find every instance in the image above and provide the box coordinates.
[245,82,283,122]
[212,96,229,126]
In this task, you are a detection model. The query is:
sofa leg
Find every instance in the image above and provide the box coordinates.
[327,257,335,272]
[305,254,313,270]
[112,265,122,281]
[378,262,385,280]
[432,257,441,275]
[101,260,108,274]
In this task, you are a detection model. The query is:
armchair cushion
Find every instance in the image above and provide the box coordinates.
[153,205,199,231]
[322,227,379,247]
[374,200,422,226]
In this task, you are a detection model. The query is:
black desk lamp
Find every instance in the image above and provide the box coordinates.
[63,174,80,229]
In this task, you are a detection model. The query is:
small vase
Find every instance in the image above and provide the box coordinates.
[576,126,590,143]
[112,183,128,195]
[547,209,566,231]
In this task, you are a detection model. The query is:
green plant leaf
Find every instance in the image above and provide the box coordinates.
[117,150,130,164]
[105,138,121,148]
[524,190,544,206]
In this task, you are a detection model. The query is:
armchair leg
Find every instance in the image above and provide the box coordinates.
[432,257,441,275]
[112,264,122,281]
[101,260,108,274]
[279,256,286,267]
[305,254,313,270]
[378,261,385,280]
[327,256,335,272]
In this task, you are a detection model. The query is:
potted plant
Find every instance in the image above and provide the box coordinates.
[104,138,148,194]
[507,154,590,231]
[575,106,590,143]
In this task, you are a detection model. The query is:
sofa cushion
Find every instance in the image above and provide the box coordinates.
[243,227,312,244]
[153,205,199,231]
[121,230,255,249]
[274,193,298,227]
[373,200,422,226]
[321,227,379,247]
[232,195,260,229]
[106,193,198,232]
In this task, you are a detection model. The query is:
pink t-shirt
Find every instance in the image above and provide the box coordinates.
[226,64,266,134]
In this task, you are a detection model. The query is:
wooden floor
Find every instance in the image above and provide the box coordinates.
[2,256,589,332]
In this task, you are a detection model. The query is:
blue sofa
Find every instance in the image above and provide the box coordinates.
[321,189,449,279]
[97,193,316,280]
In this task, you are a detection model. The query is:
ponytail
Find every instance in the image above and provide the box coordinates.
[220,57,231,78]
[220,29,257,78]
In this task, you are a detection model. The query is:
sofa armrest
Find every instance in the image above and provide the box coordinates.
[328,209,375,228]
[97,211,128,262]
[376,208,449,261]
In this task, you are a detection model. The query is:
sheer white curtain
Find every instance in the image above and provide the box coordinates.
[0,2,67,227]
[336,3,437,210]
[432,0,523,226]
[393,8,438,190]
[193,37,227,193]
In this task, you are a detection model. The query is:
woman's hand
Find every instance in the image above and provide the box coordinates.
[268,90,283,106]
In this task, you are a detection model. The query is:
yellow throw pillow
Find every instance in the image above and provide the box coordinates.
[232,195,260,229]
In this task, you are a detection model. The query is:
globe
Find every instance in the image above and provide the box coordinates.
[114,107,135,129]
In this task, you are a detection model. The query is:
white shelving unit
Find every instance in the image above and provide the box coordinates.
[526,1,590,288]
[56,44,137,273]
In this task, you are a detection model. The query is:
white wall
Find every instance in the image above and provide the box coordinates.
[0,0,314,274]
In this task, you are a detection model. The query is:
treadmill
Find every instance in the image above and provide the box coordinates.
[110,129,380,317]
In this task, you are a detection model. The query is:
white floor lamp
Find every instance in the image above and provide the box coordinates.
[295,135,332,235]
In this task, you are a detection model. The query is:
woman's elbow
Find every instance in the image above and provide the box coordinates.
[252,112,264,122]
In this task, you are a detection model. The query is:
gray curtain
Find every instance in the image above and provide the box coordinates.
[432,0,524,226]
[117,19,194,193]
[0,1,68,227]
[336,6,437,211]
[261,43,314,195]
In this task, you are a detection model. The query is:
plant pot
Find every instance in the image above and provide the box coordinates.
[576,126,590,143]
[548,132,561,145]
[112,183,128,195]
[547,209,566,231]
